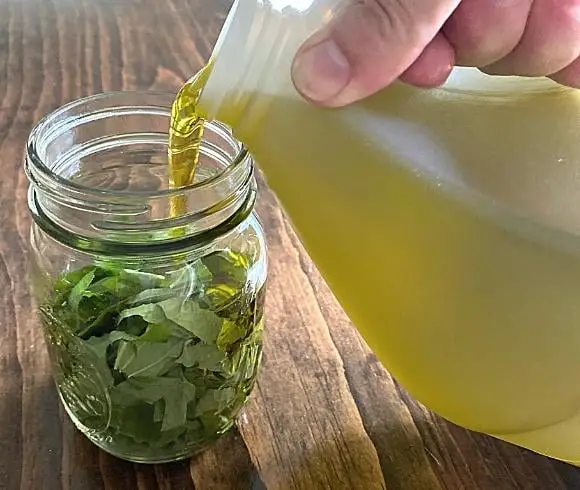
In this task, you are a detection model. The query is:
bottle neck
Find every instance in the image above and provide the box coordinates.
[198,0,336,135]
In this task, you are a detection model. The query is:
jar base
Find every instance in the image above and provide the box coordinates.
[60,393,235,464]
[78,433,218,465]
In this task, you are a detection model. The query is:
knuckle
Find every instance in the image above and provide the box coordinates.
[443,0,531,66]
[447,29,517,67]
[343,0,429,48]
[372,0,415,37]
[333,0,410,52]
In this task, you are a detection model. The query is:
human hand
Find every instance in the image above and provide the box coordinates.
[291,0,580,107]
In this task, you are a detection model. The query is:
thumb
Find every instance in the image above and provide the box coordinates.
[291,0,461,107]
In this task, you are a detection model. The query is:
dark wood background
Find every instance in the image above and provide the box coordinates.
[1,0,580,488]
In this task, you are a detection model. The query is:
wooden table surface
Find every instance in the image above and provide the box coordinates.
[2,0,580,489]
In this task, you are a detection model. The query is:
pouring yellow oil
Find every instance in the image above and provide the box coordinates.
[168,66,212,217]
[168,66,580,463]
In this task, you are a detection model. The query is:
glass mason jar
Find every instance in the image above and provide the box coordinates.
[24,91,267,464]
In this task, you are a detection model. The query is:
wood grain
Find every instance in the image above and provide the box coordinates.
[1,0,580,488]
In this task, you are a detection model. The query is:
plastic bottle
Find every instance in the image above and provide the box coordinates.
[197,0,580,463]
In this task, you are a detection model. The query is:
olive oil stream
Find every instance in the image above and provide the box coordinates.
[168,68,211,216]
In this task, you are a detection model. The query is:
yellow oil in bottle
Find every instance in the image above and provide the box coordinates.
[169,66,580,463]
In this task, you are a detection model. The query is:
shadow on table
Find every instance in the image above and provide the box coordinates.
[395,384,580,490]
[252,429,388,490]
[8,376,580,490]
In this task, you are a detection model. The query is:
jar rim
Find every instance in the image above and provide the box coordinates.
[26,90,249,199]
[25,90,258,255]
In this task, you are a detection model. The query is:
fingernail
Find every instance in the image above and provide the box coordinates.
[292,39,351,103]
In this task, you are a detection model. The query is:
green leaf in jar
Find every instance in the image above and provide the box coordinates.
[117,269,165,288]
[178,342,226,370]
[114,339,184,378]
[194,387,237,417]
[139,321,179,342]
[85,331,138,359]
[216,319,247,351]
[87,274,141,297]
[129,288,176,306]
[68,269,97,311]
[158,297,222,344]
[166,259,213,292]
[117,303,167,325]
[109,376,196,433]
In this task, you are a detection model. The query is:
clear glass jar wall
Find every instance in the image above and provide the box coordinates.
[24,91,268,464]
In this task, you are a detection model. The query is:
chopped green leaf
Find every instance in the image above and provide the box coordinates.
[129,288,175,306]
[167,260,213,293]
[216,319,247,351]
[118,269,165,288]
[194,387,237,417]
[68,269,96,311]
[153,399,165,423]
[114,340,137,373]
[178,342,226,370]
[160,381,196,432]
[110,376,196,433]
[115,340,184,378]
[158,298,222,344]
[117,303,166,325]
[139,322,174,342]
[88,275,141,298]
[85,331,137,358]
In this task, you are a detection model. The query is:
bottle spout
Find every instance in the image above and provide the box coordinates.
[198,0,340,127]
